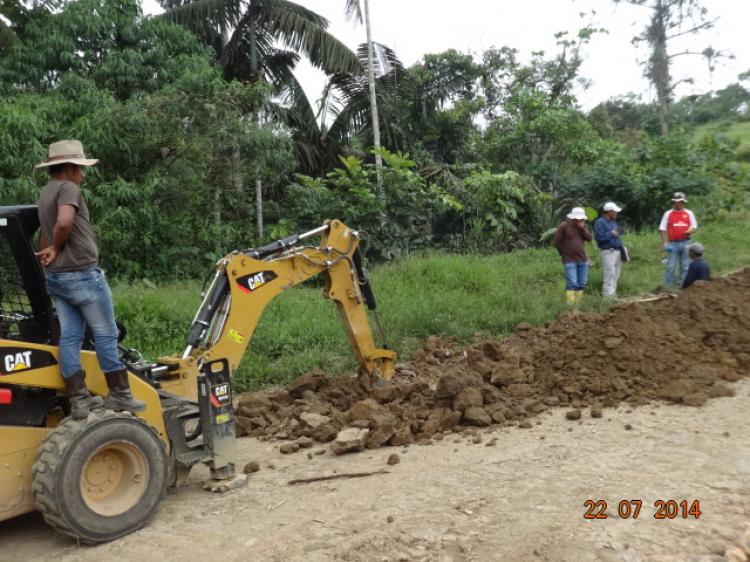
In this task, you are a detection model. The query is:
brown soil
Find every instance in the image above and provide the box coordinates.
[235,270,750,451]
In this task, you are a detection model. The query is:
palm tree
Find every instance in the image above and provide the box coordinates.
[344,0,383,195]
[160,0,362,236]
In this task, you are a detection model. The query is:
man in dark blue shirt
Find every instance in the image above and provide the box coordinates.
[594,202,624,299]
[682,242,710,289]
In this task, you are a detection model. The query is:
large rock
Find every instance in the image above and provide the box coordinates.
[435,367,484,399]
[440,410,462,431]
[236,391,273,418]
[349,399,383,422]
[453,387,483,411]
[330,427,369,455]
[299,412,330,429]
[707,382,734,398]
[288,369,327,398]
[366,414,397,449]
[311,422,339,443]
[463,406,492,427]
[420,409,448,435]
[487,403,509,423]
[389,426,415,446]
[682,392,708,407]
[505,383,533,398]
[658,381,695,403]
[490,366,527,387]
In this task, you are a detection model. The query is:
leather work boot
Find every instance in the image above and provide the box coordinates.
[63,371,104,419]
[103,370,146,413]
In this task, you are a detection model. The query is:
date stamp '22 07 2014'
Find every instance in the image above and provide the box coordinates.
[583,499,702,520]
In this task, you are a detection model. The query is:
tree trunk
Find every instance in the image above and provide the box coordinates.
[648,0,671,136]
[255,175,263,238]
[214,183,221,226]
[249,23,263,238]
[232,145,243,196]
[363,0,383,198]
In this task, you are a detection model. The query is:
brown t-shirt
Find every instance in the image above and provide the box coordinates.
[553,220,592,263]
[37,179,99,272]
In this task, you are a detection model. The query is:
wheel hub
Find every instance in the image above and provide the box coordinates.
[80,442,149,516]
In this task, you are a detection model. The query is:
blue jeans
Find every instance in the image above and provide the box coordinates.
[664,240,690,288]
[45,267,124,379]
[564,261,589,290]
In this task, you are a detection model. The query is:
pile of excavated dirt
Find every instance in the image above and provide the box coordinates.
[234,269,750,450]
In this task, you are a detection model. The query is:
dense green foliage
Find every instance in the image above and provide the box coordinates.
[0,0,293,277]
[0,0,748,278]
[112,213,750,390]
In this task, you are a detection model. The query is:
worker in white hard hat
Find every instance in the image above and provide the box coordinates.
[553,207,592,305]
[593,201,623,299]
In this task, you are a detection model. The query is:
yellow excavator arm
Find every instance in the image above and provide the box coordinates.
[149,219,396,488]
[155,219,396,400]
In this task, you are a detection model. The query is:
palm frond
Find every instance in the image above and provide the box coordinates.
[263,4,361,74]
[355,41,402,77]
[158,0,244,40]
[344,0,362,23]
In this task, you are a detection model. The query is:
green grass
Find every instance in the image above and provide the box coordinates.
[694,119,750,169]
[112,214,750,391]
[694,119,750,144]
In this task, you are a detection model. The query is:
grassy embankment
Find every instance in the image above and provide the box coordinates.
[694,119,750,171]
[112,214,750,391]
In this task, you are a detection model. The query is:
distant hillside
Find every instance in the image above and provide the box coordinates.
[694,119,750,166]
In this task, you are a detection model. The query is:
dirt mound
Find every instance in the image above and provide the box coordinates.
[235,270,750,449]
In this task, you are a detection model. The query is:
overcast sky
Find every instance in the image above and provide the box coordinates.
[143,0,749,112]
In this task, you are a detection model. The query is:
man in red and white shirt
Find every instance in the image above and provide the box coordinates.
[659,192,698,289]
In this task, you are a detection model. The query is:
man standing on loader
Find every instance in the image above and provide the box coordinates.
[34,140,144,419]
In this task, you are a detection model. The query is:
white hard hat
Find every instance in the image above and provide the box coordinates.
[566,207,587,220]
[603,202,622,212]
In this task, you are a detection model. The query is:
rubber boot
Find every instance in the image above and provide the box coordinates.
[565,290,576,305]
[574,290,584,304]
[104,370,146,413]
[63,371,104,419]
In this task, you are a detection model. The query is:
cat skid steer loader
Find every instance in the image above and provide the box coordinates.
[0,205,395,543]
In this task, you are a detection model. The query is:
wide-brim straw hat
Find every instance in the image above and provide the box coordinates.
[34,140,99,169]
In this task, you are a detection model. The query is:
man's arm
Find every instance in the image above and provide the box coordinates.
[593,219,606,242]
[553,224,565,252]
[659,211,670,246]
[35,204,76,266]
[580,223,593,242]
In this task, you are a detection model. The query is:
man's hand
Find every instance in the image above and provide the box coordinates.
[35,246,59,267]
[576,220,587,230]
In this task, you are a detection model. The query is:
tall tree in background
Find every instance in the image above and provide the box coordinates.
[160,0,361,237]
[0,0,53,53]
[344,0,383,195]
[618,0,728,136]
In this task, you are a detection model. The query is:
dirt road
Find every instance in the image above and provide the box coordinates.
[3,378,749,562]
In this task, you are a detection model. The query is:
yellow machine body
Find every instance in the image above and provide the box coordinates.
[0,218,394,524]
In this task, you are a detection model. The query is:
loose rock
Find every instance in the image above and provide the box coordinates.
[331,427,369,455]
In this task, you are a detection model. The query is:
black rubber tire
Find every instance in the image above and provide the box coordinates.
[31,410,168,544]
